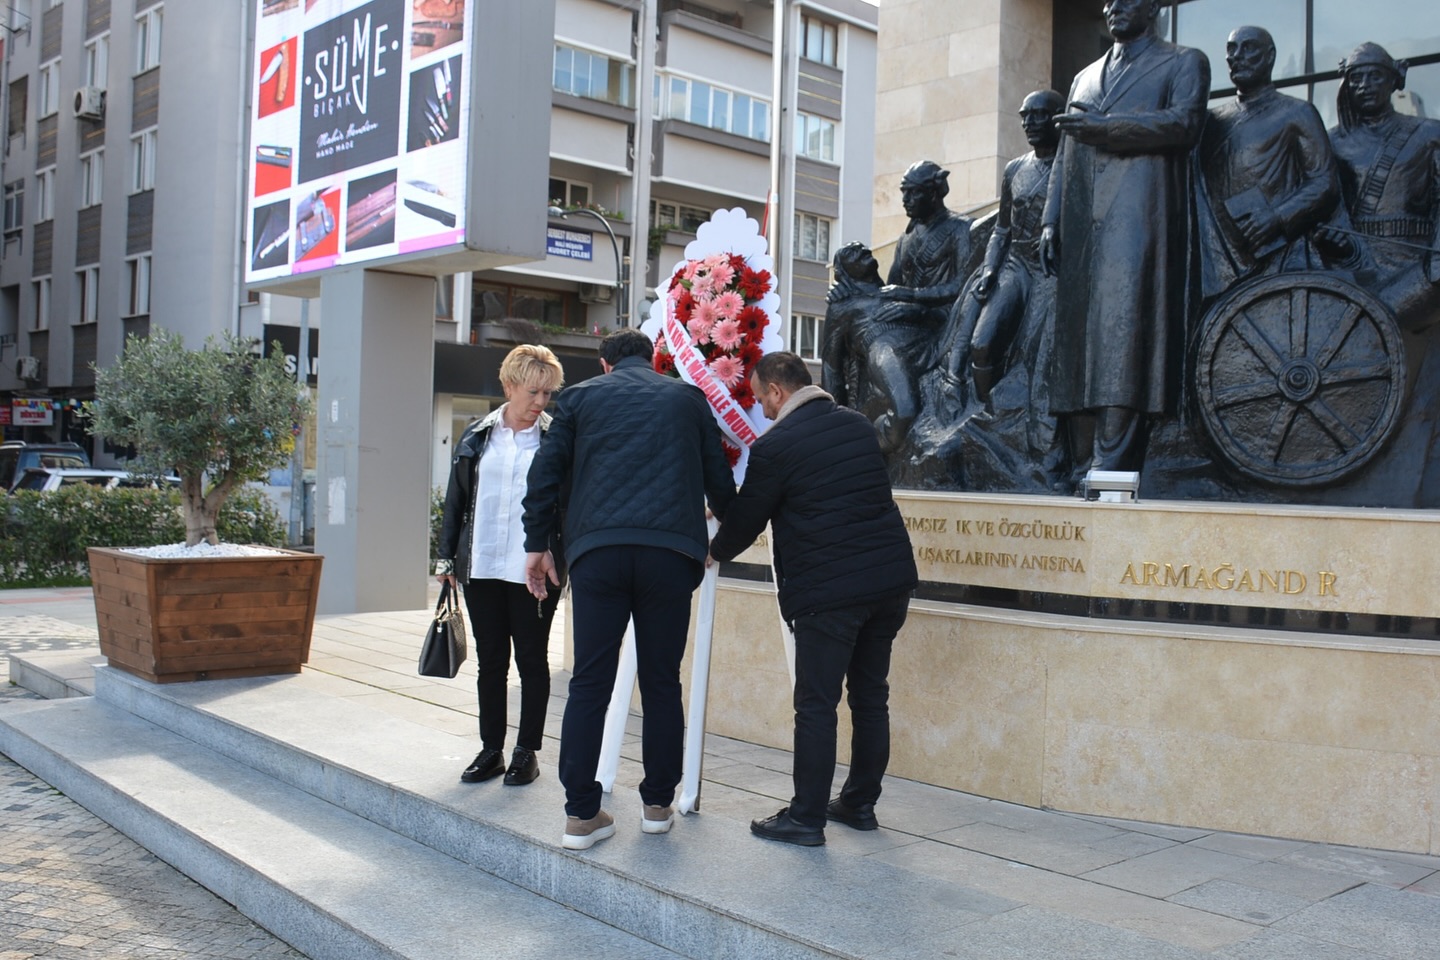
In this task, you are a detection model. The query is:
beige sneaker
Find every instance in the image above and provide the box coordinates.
[642,803,674,834]
[562,809,615,850]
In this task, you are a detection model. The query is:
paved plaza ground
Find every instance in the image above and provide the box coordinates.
[2,584,1439,958]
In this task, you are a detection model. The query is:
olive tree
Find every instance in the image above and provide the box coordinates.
[84,329,311,547]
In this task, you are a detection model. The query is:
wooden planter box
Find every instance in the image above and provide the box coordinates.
[88,546,323,683]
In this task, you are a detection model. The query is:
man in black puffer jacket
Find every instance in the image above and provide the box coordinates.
[709,351,916,846]
[523,329,735,850]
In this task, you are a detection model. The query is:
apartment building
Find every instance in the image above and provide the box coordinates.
[0,0,248,445]
[469,0,878,359]
[0,0,880,473]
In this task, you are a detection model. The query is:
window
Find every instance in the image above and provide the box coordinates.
[3,181,23,234]
[83,34,109,88]
[32,277,49,331]
[553,43,635,107]
[793,212,832,262]
[7,77,27,146]
[548,176,590,209]
[790,315,823,360]
[130,128,156,193]
[659,73,770,142]
[795,113,836,162]
[37,61,60,117]
[471,280,576,329]
[801,15,838,66]
[80,150,103,206]
[126,255,151,316]
[35,168,53,222]
[76,267,99,324]
[651,200,710,233]
[134,5,163,73]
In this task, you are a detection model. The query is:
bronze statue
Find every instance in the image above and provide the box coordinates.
[966,90,1063,404]
[1196,26,1339,299]
[821,242,921,453]
[828,160,973,453]
[1319,42,1440,328]
[1039,0,1210,473]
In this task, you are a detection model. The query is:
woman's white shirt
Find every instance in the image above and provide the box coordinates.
[469,406,542,584]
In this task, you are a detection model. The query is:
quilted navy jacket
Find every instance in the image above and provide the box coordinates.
[522,355,736,567]
[708,391,916,621]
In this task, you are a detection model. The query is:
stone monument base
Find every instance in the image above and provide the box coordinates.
[706,492,1440,854]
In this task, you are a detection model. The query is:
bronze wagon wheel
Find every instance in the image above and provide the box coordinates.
[1194,272,1406,487]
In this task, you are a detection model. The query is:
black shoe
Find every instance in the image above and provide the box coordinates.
[503,747,539,786]
[826,797,878,831]
[460,747,505,783]
[750,807,825,846]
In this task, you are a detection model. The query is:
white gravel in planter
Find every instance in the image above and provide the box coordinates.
[119,543,290,559]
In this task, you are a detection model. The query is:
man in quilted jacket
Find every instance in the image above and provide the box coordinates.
[709,352,917,846]
[522,328,735,850]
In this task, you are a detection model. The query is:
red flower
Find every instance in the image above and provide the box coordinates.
[738,341,763,367]
[723,441,741,468]
[739,268,772,300]
[737,305,769,335]
[728,253,747,274]
[653,346,675,375]
[731,377,755,409]
[673,291,696,323]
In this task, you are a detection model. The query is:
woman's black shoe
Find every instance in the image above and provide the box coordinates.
[503,747,539,785]
[750,807,825,846]
[826,797,879,831]
[460,747,505,783]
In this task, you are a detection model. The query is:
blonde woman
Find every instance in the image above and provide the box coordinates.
[435,345,565,785]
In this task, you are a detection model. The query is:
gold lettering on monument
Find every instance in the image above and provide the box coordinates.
[1118,562,1338,598]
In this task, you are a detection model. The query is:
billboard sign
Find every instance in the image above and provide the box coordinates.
[246,0,473,285]
[13,400,54,426]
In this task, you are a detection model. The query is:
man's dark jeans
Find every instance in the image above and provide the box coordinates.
[788,592,910,828]
[559,545,701,819]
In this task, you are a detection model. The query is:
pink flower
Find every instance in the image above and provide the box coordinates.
[702,253,732,272]
[713,290,745,321]
[711,318,743,350]
[680,261,700,282]
[708,354,744,387]
[707,260,736,290]
[690,271,718,298]
[693,297,722,327]
[687,317,714,344]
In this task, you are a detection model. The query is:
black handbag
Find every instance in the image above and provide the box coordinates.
[419,581,468,678]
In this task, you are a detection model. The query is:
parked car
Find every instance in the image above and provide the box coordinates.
[0,441,92,491]
[9,467,179,494]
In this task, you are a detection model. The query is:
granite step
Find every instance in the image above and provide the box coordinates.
[11,663,1016,960]
[0,693,683,960]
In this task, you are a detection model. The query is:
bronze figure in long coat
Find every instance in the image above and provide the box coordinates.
[1041,1,1209,441]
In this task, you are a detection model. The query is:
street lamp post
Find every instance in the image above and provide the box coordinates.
[548,205,630,327]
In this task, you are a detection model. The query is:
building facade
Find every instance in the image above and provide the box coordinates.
[0,0,879,492]
[0,0,248,445]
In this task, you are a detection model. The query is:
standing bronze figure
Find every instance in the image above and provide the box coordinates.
[1195,26,1339,297]
[1040,0,1210,474]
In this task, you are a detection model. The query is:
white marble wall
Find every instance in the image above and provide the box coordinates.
[872,0,1053,244]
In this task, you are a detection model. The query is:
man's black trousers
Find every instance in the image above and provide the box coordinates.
[788,592,911,828]
[559,545,701,819]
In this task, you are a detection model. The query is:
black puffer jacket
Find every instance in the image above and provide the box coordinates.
[435,408,564,584]
[709,388,916,621]
[523,355,736,567]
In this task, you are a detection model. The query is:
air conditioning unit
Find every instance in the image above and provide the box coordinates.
[73,86,106,120]
[577,283,613,304]
[16,356,40,381]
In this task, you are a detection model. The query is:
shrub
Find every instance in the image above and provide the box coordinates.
[0,485,286,587]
